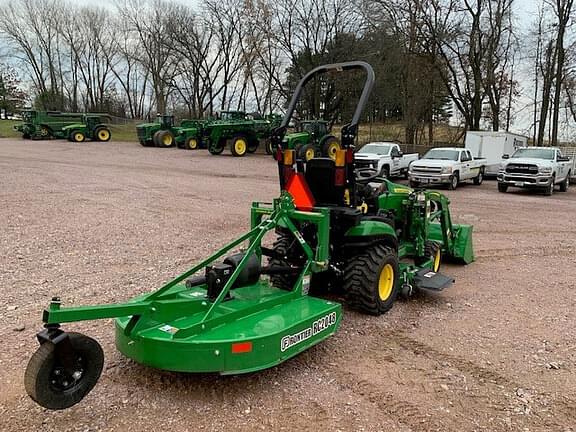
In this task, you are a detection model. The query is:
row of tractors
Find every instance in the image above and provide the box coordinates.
[135,112,343,159]
[12,109,344,160]
[13,111,112,142]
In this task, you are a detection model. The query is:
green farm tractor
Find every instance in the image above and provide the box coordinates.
[175,119,211,150]
[204,111,279,157]
[136,114,179,148]
[24,62,475,411]
[62,114,112,143]
[282,120,341,161]
[14,110,85,140]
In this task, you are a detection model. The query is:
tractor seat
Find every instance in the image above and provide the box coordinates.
[304,158,344,206]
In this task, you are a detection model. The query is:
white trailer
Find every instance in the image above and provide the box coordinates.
[465,131,527,177]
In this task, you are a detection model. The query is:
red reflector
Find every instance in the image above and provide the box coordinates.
[335,168,345,186]
[346,148,354,163]
[286,172,315,211]
[232,341,253,354]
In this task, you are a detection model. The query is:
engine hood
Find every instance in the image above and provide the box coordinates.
[504,157,553,167]
[412,159,456,168]
[354,152,387,161]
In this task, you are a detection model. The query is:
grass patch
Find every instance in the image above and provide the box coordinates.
[109,122,139,142]
[0,120,19,138]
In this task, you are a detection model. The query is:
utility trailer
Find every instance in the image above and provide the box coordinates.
[465,131,527,177]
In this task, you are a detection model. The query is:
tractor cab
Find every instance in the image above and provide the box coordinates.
[157,114,175,128]
[300,120,329,139]
[220,111,246,121]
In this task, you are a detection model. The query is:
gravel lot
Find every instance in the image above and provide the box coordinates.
[0,138,575,432]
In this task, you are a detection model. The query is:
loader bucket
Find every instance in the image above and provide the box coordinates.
[450,223,475,264]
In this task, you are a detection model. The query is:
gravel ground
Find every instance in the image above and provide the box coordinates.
[0,138,575,432]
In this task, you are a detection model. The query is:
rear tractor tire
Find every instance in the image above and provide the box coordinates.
[343,244,400,315]
[94,127,111,142]
[154,130,175,148]
[321,137,341,160]
[24,332,104,410]
[298,143,316,162]
[231,135,248,157]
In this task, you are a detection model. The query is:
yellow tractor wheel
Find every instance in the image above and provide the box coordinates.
[231,136,248,157]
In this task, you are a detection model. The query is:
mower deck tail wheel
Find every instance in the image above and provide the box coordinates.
[24,332,104,410]
[343,244,400,315]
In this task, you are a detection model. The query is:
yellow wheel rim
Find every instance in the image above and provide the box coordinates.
[40,127,49,137]
[433,249,441,272]
[162,134,173,146]
[188,139,198,149]
[328,142,340,159]
[235,139,247,155]
[305,148,315,161]
[75,133,84,142]
[378,264,394,301]
[98,130,110,141]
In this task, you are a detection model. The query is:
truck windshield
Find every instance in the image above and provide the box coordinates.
[358,144,391,155]
[423,149,459,161]
[511,148,555,160]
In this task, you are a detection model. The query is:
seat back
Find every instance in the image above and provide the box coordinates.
[304,158,344,206]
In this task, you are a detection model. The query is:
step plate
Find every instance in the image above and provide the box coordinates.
[413,268,454,292]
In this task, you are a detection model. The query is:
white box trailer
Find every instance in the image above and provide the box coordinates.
[465,131,528,177]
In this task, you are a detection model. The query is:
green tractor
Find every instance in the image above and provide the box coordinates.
[204,111,279,157]
[24,62,475,411]
[63,114,112,143]
[136,114,179,148]
[281,119,341,162]
[13,110,85,140]
[175,119,211,150]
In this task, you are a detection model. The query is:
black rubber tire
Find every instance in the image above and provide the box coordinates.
[94,127,111,142]
[209,142,225,155]
[343,244,400,316]
[320,136,340,160]
[448,172,459,190]
[70,130,85,143]
[247,139,259,153]
[298,143,316,162]
[185,137,200,150]
[265,140,273,155]
[268,234,298,291]
[473,168,484,185]
[559,172,570,192]
[544,176,555,196]
[414,241,442,272]
[154,130,175,148]
[231,135,248,157]
[24,332,104,410]
[380,165,390,178]
[497,183,508,193]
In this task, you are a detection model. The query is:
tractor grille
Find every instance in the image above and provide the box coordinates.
[355,160,377,169]
[411,165,442,174]
[136,128,146,140]
[506,164,538,175]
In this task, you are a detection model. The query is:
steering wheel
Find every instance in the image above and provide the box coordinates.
[355,168,380,183]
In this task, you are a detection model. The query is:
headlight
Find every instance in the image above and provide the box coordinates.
[442,166,453,174]
[499,163,506,172]
[539,166,552,174]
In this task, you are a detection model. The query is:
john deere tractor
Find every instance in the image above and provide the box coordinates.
[282,120,341,161]
[14,110,86,139]
[136,114,179,148]
[175,119,212,150]
[63,114,112,143]
[24,62,474,411]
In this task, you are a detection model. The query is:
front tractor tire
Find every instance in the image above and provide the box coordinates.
[154,130,175,148]
[320,136,341,160]
[94,127,111,142]
[343,244,400,315]
[231,135,248,157]
[24,332,104,410]
[298,143,316,162]
[415,241,442,272]
[70,131,86,143]
[185,137,199,150]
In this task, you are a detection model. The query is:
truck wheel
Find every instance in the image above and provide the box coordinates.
[343,244,400,316]
[94,127,111,142]
[154,130,175,148]
[70,131,85,143]
[380,166,390,178]
[497,183,508,193]
[185,137,199,150]
[298,144,316,162]
[473,169,484,185]
[24,332,104,410]
[559,172,570,192]
[544,175,555,196]
[231,135,248,156]
[320,136,341,160]
[414,241,442,272]
[448,172,459,190]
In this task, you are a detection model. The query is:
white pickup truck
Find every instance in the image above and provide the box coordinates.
[408,147,486,190]
[354,142,419,178]
[497,146,572,196]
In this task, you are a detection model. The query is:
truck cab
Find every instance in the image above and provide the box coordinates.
[354,142,419,178]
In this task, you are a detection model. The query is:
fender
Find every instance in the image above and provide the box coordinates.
[344,220,397,250]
